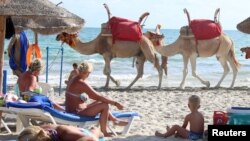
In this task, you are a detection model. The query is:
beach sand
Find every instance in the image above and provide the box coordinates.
[1,86,249,141]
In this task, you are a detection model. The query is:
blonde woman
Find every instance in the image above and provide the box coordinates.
[18,125,105,141]
[65,62,128,137]
[17,58,64,111]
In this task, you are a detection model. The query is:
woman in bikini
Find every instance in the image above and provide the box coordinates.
[17,58,64,111]
[65,61,128,137]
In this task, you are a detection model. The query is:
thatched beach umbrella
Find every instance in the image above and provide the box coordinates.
[0,0,84,94]
[13,17,84,35]
[237,17,250,34]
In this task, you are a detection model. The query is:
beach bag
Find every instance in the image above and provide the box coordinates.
[213,111,229,125]
[109,16,142,43]
[190,19,222,40]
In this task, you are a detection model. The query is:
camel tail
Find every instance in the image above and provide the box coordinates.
[229,41,240,70]
[161,56,168,76]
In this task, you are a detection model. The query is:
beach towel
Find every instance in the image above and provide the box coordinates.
[109,16,142,43]
[9,31,29,73]
[190,19,222,40]
[28,95,53,108]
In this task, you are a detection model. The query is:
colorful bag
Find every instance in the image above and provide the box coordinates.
[109,16,142,43]
[190,19,222,40]
[213,111,229,125]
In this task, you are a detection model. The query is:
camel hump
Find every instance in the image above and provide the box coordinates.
[183,8,222,40]
[190,19,222,40]
[108,17,142,43]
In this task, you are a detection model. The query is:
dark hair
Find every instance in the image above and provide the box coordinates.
[73,63,78,68]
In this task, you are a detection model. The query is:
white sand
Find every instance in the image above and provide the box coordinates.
[1,86,249,141]
[86,86,249,141]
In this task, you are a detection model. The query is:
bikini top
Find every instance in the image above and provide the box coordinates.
[66,91,88,102]
[33,86,42,94]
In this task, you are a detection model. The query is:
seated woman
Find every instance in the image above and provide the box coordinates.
[65,62,128,137]
[17,59,64,111]
[18,124,105,141]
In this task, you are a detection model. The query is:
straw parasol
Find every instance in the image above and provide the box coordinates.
[0,0,84,94]
[237,17,250,34]
[12,17,84,35]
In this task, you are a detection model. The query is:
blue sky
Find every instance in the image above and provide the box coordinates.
[51,0,249,30]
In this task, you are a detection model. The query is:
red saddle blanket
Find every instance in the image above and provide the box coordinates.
[109,17,142,43]
[190,19,222,40]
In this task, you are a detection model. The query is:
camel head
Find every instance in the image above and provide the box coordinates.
[145,31,165,46]
[56,32,78,48]
[144,24,165,47]
[240,47,250,53]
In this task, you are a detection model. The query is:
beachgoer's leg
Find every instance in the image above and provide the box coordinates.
[165,125,189,138]
[155,131,166,137]
[87,101,101,108]
[107,112,128,126]
[88,102,128,126]
[52,101,65,111]
[78,103,112,137]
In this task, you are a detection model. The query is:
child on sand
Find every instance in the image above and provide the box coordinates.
[155,95,204,140]
[65,63,79,84]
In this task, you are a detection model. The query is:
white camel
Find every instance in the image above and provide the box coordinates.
[151,9,240,89]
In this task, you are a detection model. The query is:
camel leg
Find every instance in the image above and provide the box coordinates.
[103,54,111,88]
[190,55,210,88]
[161,56,168,76]
[215,57,229,88]
[126,55,145,90]
[103,54,120,88]
[180,55,189,89]
[155,55,163,89]
[109,75,120,87]
[227,57,238,88]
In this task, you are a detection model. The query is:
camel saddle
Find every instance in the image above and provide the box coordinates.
[190,19,222,40]
[108,16,142,43]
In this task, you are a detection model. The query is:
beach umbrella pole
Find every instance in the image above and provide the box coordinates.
[0,16,6,95]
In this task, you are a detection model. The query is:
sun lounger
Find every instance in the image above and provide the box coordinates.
[0,107,13,134]
[6,101,139,135]
[38,82,55,100]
